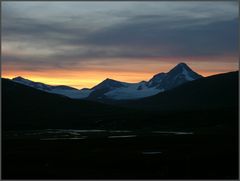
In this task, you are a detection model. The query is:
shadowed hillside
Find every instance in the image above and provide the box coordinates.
[2,78,135,130]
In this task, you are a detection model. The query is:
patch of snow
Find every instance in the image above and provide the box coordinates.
[142,151,162,155]
[40,137,87,140]
[152,131,194,135]
[104,83,163,100]
[108,135,137,138]
[12,77,93,99]
[62,129,106,133]
[182,67,194,81]
[50,89,93,99]
[109,130,132,133]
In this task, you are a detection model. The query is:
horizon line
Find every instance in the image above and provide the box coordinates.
[2,70,238,90]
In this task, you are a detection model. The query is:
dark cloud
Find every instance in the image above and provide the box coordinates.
[2,17,89,46]
[2,1,238,70]
[83,17,238,57]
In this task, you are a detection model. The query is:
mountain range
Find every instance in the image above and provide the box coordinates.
[2,70,238,130]
[12,62,202,100]
[123,71,238,111]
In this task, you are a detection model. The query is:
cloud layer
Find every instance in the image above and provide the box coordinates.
[2,2,238,87]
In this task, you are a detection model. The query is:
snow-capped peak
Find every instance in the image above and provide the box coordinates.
[12,76,52,91]
[91,78,127,90]
[152,62,202,90]
[168,62,192,75]
[167,62,202,81]
[12,76,33,84]
[175,62,189,68]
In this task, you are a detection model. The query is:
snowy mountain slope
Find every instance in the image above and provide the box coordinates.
[12,76,92,99]
[92,78,128,90]
[12,63,202,100]
[87,62,202,100]
[13,76,53,91]
[86,78,129,100]
[104,83,163,100]
[87,79,163,100]
[155,62,202,90]
[147,73,166,88]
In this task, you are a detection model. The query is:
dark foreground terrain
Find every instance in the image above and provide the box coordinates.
[2,71,238,179]
[2,129,238,179]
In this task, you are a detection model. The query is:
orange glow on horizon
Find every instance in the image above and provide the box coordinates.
[2,56,238,89]
[2,68,238,89]
[2,70,156,89]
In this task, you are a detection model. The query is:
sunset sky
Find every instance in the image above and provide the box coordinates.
[2,1,238,89]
